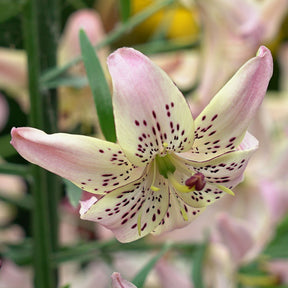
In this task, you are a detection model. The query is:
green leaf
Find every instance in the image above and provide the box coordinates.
[264,214,288,258]
[64,179,82,207]
[191,241,208,288]
[132,242,171,288]
[0,0,26,22]
[120,0,131,22]
[79,29,116,142]
[41,75,88,89]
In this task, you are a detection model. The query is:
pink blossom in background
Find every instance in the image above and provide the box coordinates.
[0,93,9,131]
[111,272,137,288]
[190,0,287,115]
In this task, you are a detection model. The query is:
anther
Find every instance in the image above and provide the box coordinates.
[185,172,206,191]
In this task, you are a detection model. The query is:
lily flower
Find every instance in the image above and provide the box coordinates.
[11,46,272,243]
[111,272,137,288]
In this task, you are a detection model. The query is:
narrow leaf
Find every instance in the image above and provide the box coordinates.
[79,29,116,142]
[132,242,171,288]
[120,0,131,22]
[191,242,207,288]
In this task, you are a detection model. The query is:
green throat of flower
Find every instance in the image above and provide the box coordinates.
[153,153,206,194]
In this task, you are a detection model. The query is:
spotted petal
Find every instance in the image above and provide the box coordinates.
[80,168,169,243]
[176,132,258,207]
[11,127,144,194]
[107,48,194,167]
[152,189,205,235]
[192,46,272,159]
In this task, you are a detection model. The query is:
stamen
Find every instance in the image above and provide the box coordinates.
[137,212,142,236]
[180,206,188,221]
[160,142,169,154]
[168,173,196,193]
[217,184,235,196]
[173,191,189,221]
[163,142,168,148]
[150,161,160,191]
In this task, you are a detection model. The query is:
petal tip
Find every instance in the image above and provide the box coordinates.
[257,45,271,58]
[107,47,146,71]
[10,127,20,147]
[79,196,98,217]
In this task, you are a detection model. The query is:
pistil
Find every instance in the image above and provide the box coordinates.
[185,172,206,191]
[150,161,160,192]
[155,154,176,179]
[167,173,196,193]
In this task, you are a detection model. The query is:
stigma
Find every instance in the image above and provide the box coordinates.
[168,172,206,193]
[185,172,206,191]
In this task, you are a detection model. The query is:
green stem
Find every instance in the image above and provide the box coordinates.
[22,0,61,287]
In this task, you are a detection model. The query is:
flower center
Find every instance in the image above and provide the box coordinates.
[155,154,176,179]
[153,153,206,193]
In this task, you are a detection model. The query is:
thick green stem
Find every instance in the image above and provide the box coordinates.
[22,0,61,287]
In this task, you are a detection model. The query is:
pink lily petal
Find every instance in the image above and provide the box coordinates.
[266,260,288,284]
[204,243,235,287]
[10,127,144,194]
[217,213,254,263]
[59,9,107,64]
[260,0,288,42]
[192,46,272,159]
[152,189,205,236]
[0,260,31,288]
[80,168,169,243]
[111,272,137,288]
[155,259,194,288]
[260,180,288,224]
[107,47,194,167]
[0,48,27,92]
